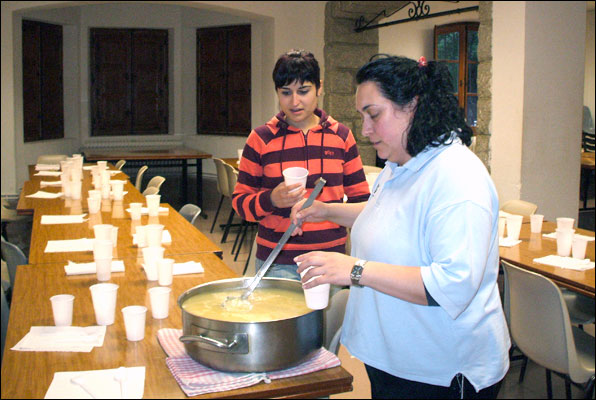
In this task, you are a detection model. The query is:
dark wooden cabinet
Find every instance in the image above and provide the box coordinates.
[90,28,168,136]
[434,22,478,127]
[197,25,251,136]
[22,19,64,142]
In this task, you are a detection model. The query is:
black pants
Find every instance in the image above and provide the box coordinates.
[365,364,502,399]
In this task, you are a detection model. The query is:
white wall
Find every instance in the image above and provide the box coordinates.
[378,1,479,60]
[1,1,326,195]
[492,1,586,221]
[585,10,595,126]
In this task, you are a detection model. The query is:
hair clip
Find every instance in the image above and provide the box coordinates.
[417,56,427,68]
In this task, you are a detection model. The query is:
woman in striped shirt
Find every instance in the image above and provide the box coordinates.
[232,49,370,280]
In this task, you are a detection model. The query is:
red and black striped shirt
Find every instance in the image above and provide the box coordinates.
[232,109,370,264]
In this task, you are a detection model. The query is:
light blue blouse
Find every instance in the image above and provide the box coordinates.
[343,138,510,391]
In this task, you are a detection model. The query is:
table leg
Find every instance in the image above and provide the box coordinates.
[182,159,188,205]
[197,159,208,219]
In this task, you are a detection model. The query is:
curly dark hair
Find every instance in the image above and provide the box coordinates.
[272,49,321,91]
[355,54,472,157]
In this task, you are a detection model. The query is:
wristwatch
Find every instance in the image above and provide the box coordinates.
[350,259,367,286]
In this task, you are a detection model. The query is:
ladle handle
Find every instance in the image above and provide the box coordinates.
[241,177,327,300]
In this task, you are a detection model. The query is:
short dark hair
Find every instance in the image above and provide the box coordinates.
[356,54,472,157]
[272,49,321,90]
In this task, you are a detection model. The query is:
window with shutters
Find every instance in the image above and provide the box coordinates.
[434,22,478,127]
[22,19,64,142]
[90,28,168,136]
[197,25,251,136]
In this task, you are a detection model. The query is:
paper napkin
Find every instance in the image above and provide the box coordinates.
[499,237,522,247]
[44,366,145,399]
[35,164,61,171]
[125,207,169,215]
[172,261,204,275]
[41,214,87,224]
[533,255,595,271]
[12,326,106,352]
[40,180,63,187]
[45,238,94,253]
[26,191,64,199]
[34,171,63,177]
[65,260,125,275]
[542,232,595,241]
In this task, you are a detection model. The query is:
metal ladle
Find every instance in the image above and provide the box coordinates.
[223,177,326,309]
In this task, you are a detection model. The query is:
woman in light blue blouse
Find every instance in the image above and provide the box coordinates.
[291,55,510,399]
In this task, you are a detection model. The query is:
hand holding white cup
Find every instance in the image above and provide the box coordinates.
[299,263,330,310]
[283,167,308,193]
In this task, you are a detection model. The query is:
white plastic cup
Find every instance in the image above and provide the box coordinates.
[50,294,75,326]
[498,217,506,239]
[146,194,161,217]
[148,286,171,319]
[62,177,72,198]
[300,266,330,310]
[87,196,101,214]
[158,258,174,286]
[89,283,119,326]
[145,224,164,247]
[111,226,119,248]
[95,258,112,281]
[129,202,142,221]
[556,228,575,257]
[530,214,544,233]
[283,167,308,193]
[506,215,523,241]
[70,179,82,200]
[135,225,147,248]
[94,224,113,241]
[572,237,588,259]
[121,305,147,341]
[93,238,113,260]
[111,181,125,201]
[101,183,111,200]
[97,160,107,171]
[142,246,164,281]
[556,217,575,230]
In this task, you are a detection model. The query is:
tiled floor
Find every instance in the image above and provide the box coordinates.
[2,175,594,399]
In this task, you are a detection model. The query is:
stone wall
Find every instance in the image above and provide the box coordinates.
[476,1,492,169]
[323,2,395,166]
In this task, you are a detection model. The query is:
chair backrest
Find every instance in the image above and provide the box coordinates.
[500,200,538,216]
[135,165,148,191]
[213,158,230,197]
[179,204,202,226]
[1,236,27,289]
[224,163,238,197]
[146,176,166,190]
[323,288,350,355]
[36,154,67,165]
[115,159,126,170]
[362,165,382,175]
[1,284,8,365]
[501,260,583,380]
[142,186,160,196]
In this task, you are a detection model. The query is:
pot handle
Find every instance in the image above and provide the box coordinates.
[180,334,239,349]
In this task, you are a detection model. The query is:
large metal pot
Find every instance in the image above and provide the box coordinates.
[178,277,323,372]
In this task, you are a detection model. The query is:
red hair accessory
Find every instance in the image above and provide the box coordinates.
[417,56,427,68]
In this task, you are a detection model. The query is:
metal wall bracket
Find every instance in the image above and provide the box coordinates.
[354,1,478,32]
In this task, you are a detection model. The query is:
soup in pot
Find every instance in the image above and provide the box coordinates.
[182,287,311,323]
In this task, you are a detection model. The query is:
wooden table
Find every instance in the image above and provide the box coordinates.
[83,147,212,213]
[499,221,595,298]
[0,253,353,398]
[28,203,223,264]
